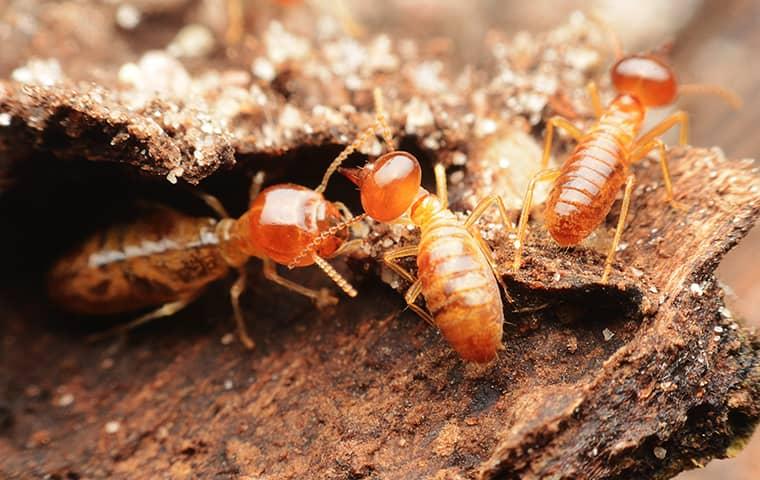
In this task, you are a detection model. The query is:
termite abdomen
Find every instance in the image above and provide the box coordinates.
[545,133,627,245]
[48,206,229,315]
[417,217,503,363]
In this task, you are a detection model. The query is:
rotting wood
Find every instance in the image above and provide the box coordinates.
[0,3,758,479]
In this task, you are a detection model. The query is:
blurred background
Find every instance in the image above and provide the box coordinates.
[1,0,757,477]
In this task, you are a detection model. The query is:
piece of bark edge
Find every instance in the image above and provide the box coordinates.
[0,145,757,479]
[475,146,760,479]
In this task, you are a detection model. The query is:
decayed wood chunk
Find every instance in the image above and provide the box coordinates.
[0,5,758,479]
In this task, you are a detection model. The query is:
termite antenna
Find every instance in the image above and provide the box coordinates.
[327,0,365,38]
[587,9,624,60]
[315,125,379,194]
[225,0,244,45]
[315,87,397,194]
[249,171,266,206]
[373,87,395,150]
[313,256,358,298]
[678,83,743,110]
[287,213,367,269]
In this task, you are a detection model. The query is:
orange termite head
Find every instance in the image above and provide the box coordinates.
[339,150,422,222]
[246,184,348,267]
[611,54,678,107]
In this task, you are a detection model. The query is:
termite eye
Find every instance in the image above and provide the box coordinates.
[359,151,422,222]
[611,54,678,107]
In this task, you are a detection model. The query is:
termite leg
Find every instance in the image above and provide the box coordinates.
[434,164,448,209]
[633,110,689,149]
[382,245,435,326]
[629,138,684,210]
[602,174,636,283]
[587,81,603,118]
[194,191,231,219]
[333,201,354,220]
[86,296,197,344]
[331,200,364,248]
[513,169,562,271]
[382,244,419,284]
[462,193,514,299]
[463,194,514,231]
[404,279,435,326]
[230,267,255,349]
[329,203,364,255]
[249,171,265,205]
[332,238,365,257]
[541,116,585,169]
[467,224,514,304]
[263,258,339,308]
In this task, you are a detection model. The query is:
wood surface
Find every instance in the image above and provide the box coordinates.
[0,1,758,478]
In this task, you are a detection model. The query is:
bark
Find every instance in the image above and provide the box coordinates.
[0,2,758,479]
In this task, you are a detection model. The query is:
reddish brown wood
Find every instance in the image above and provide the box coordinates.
[0,3,758,478]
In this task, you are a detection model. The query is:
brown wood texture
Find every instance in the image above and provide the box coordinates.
[0,2,758,479]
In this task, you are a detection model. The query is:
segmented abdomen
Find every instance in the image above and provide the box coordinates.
[48,206,230,315]
[545,128,629,245]
[416,213,504,363]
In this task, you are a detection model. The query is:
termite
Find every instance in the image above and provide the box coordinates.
[512,33,741,282]
[294,89,514,363]
[48,167,367,348]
